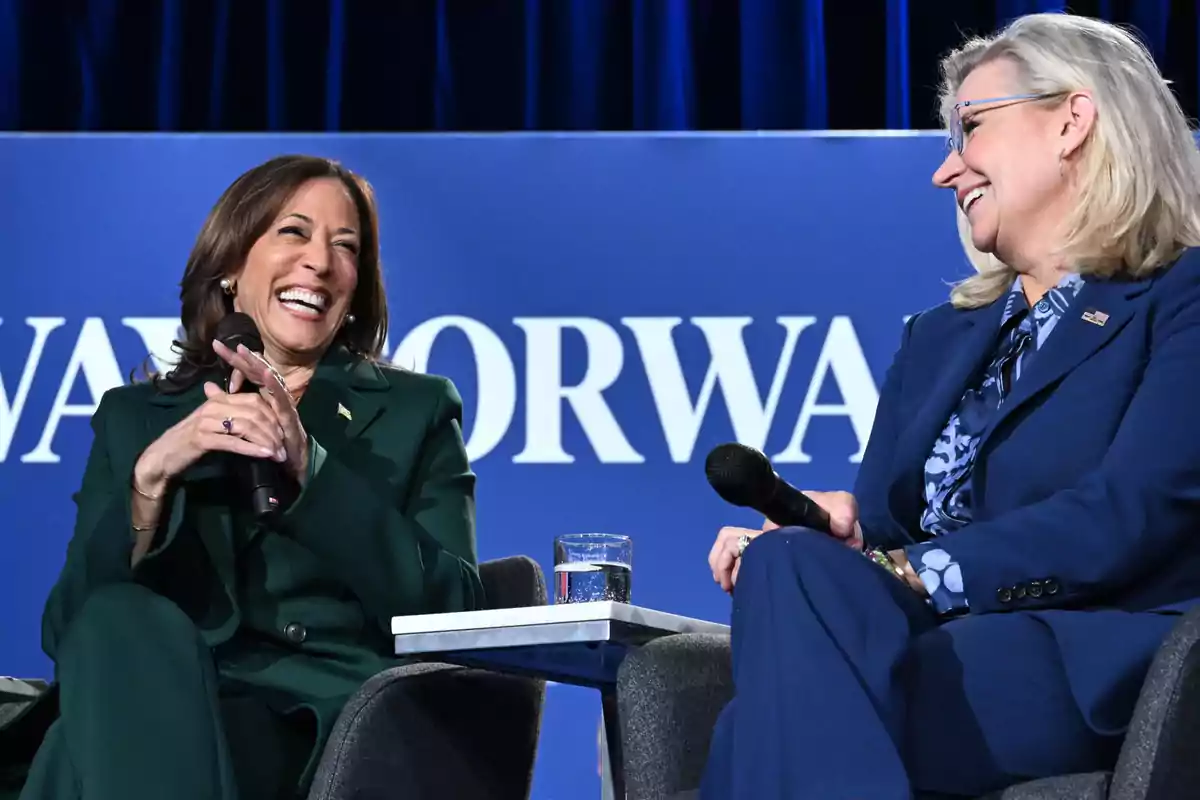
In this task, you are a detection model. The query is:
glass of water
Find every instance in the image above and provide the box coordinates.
[554,533,632,604]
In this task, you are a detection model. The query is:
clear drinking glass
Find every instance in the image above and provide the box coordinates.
[553,533,632,604]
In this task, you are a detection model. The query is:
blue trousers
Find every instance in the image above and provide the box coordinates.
[699,529,1170,800]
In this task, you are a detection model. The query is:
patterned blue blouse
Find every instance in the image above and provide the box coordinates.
[903,272,1085,614]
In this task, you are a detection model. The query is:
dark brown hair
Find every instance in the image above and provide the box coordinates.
[153,154,388,391]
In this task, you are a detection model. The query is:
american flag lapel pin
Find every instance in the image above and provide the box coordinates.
[337,403,352,421]
[1081,309,1109,327]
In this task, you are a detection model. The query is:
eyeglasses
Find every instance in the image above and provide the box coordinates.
[947,92,1063,154]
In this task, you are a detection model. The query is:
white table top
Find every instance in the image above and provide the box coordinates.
[390,602,729,685]
[390,600,729,637]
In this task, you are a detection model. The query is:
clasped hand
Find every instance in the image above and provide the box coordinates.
[134,340,310,495]
[705,490,928,598]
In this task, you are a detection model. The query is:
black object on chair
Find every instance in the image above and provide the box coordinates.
[307,555,548,800]
[615,607,1200,800]
[0,677,55,775]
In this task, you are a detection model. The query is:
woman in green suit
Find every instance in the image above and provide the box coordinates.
[6,154,484,799]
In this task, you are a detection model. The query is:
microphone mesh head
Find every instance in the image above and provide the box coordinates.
[214,312,263,353]
[704,442,777,508]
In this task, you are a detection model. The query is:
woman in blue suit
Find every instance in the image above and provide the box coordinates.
[702,13,1200,799]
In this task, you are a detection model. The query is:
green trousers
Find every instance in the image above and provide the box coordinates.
[7,584,313,800]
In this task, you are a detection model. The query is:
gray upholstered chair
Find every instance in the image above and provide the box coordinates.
[615,607,1200,800]
[1,555,547,800]
[307,554,548,799]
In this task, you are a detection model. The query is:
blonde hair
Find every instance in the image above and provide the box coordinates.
[938,13,1200,309]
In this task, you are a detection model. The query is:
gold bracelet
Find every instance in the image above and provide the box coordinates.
[131,523,156,532]
[131,476,162,502]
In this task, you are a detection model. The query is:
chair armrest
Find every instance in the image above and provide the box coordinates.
[0,681,57,766]
[0,678,48,702]
[615,633,733,799]
[307,662,545,800]
[1109,606,1200,800]
[479,555,547,609]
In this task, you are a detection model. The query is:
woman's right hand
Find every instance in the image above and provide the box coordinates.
[806,490,864,551]
[132,374,288,496]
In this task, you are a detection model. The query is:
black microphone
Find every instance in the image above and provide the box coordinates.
[214,312,281,522]
[704,442,832,533]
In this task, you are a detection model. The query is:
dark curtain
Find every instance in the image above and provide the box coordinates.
[0,1,1192,132]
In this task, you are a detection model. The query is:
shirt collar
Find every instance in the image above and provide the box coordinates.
[1001,272,1085,328]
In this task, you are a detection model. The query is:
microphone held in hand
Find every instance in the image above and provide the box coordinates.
[704,442,832,534]
[214,312,281,522]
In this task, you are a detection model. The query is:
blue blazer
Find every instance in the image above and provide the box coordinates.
[853,247,1200,733]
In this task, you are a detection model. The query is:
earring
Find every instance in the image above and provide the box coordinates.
[219,278,236,296]
[344,314,356,326]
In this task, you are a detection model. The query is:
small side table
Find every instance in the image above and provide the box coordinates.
[392,601,730,799]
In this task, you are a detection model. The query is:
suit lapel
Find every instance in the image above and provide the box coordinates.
[225,347,389,552]
[886,299,1006,531]
[297,346,390,459]
[976,276,1151,455]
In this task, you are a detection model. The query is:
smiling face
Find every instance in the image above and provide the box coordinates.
[932,58,1093,272]
[228,177,361,366]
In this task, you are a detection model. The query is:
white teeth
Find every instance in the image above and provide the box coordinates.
[963,186,988,213]
[277,288,328,311]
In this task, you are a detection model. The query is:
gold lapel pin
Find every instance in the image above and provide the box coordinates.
[337,403,352,421]
[1081,309,1109,327]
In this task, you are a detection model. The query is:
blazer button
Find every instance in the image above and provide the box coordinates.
[1029,581,1044,598]
[284,622,307,644]
[1044,579,1060,596]
[996,587,1013,603]
[1014,584,1028,600]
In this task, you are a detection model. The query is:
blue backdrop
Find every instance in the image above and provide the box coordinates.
[0,132,965,797]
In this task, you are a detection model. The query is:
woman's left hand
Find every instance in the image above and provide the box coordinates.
[213,339,310,485]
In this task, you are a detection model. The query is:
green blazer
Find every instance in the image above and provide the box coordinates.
[30,345,484,785]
